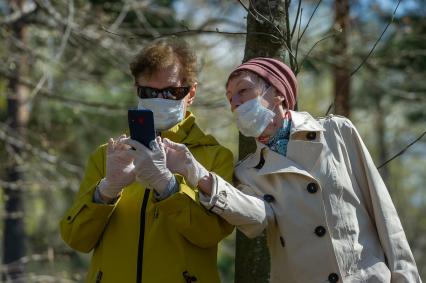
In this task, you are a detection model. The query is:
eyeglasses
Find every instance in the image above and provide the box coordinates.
[136,86,190,100]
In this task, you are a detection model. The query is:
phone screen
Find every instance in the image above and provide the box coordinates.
[128,109,156,148]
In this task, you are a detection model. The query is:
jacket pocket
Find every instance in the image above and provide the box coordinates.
[64,203,86,224]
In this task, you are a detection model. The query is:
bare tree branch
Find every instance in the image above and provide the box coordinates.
[109,2,131,32]
[103,26,248,39]
[267,0,274,22]
[377,131,426,169]
[29,0,74,102]
[299,32,338,71]
[236,0,250,13]
[293,0,322,72]
[285,0,297,71]
[195,17,246,30]
[349,0,402,79]
[0,123,82,174]
[326,0,402,115]
[0,68,128,113]
[291,0,302,38]
[297,0,322,44]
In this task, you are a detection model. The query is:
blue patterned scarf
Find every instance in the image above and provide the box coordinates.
[266,118,292,156]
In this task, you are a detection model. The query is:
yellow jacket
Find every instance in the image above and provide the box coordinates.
[60,112,234,283]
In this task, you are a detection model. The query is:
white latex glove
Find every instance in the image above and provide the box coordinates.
[98,135,135,200]
[124,137,173,195]
[163,138,209,188]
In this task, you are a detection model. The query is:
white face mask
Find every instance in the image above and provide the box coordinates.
[233,87,275,137]
[138,98,185,130]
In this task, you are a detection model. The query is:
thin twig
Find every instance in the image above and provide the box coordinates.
[267,0,274,22]
[350,0,401,78]
[131,0,161,38]
[236,0,299,62]
[28,0,74,103]
[295,8,303,66]
[297,0,322,43]
[291,0,302,39]
[295,0,321,69]
[248,0,285,38]
[299,32,338,71]
[101,26,248,39]
[0,68,127,112]
[0,123,82,174]
[236,0,250,13]
[109,2,130,32]
[284,0,296,71]
[248,0,298,60]
[326,0,402,115]
[377,131,426,169]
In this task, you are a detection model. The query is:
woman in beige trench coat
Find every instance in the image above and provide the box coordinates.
[162,58,421,283]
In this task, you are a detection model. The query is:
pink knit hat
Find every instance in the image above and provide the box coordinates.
[227,58,298,110]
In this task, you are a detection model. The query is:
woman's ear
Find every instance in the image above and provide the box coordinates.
[272,91,285,107]
[186,82,197,106]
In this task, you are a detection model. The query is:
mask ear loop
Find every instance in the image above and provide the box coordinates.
[259,84,275,112]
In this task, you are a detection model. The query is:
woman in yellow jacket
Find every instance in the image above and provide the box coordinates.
[60,38,233,283]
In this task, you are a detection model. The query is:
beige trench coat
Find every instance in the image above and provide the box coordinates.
[202,111,421,283]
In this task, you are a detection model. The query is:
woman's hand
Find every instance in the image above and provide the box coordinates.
[98,135,136,201]
[124,137,174,196]
[163,138,212,194]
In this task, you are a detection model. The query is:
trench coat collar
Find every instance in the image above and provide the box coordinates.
[289,110,325,135]
[242,111,325,178]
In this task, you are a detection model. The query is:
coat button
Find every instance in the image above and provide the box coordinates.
[328,273,339,282]
[254,157,265,169]
[263,194,275,202]
[307,183,318,193]
[315,226,326,237]
[306,132,316,140]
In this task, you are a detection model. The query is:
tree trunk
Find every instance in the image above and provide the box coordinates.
[3,1,30,280]
[333,0,351,117]
[235,1,289,282]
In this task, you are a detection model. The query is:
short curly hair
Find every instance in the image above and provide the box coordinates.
[130,37,198,85]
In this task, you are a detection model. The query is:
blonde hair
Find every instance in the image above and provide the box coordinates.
[130,37,197,85]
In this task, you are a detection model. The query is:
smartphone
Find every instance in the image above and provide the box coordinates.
[128,109,156,148]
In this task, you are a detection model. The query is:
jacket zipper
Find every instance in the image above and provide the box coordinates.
[136,189,151,283]
[95,271,103,283]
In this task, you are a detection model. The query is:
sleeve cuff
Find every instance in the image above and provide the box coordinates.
[199,173,229,214]
[154,176,179,201]
[93,179,119,205]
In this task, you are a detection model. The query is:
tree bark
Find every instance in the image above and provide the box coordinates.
[3,1,30,280]
[333,0,351,117]
[235,1,289,282]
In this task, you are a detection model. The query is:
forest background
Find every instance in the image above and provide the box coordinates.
[0,0,425,282]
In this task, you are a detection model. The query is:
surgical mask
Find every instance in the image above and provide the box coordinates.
[233,87,275,137]
[138,98,185,130]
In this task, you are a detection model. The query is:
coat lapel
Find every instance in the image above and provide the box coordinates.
[286,139,324,172]
[259,146,316,179]
[287,111,325,172]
